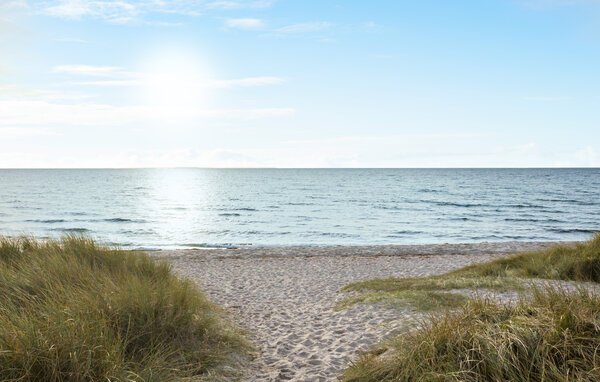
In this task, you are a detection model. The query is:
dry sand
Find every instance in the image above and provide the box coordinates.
[153,241,570,382]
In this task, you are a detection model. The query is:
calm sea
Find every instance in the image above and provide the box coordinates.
[0,168,598,249]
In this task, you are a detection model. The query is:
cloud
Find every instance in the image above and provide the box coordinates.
[572,146,600,166]
[63,76,285,88]
[224,17,264,30]
[205,0,275,10]
[53,64,133,77]
[40,0,275,22]
[0,0,28,12]
[0,127,56,139]
[53,64,285,88]
[275,21,332,34]
[282,133,493,145]
[0,100,294,127]
[43,0,139,20]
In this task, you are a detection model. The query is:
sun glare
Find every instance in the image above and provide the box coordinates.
[137,47,213,114]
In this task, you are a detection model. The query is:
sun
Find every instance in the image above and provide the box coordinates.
[137,46,213,114]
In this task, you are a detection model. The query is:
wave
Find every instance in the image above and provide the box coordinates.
[386,230,423,237]
[104,218,134,223]
[99,218,149,223]
[536,198,597,205]
[219,213,241,217]
[504,218,562,223]
[26,219,67,223]
[50,228,89,233]
[426,201,485,208]
[503,204,548,209]
[546,228,599,234]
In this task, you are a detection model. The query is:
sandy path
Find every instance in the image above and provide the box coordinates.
[154,242,567,381]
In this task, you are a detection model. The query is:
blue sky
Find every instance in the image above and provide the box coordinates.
[1,0,599,167]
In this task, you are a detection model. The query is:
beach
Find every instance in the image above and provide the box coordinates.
[154,241,569,381]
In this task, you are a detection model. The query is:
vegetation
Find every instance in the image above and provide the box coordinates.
[0,236,248,382]
[341,235,600,310]
[343,287,600,382]
[341,235,600,381]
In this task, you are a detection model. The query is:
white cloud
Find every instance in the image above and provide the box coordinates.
[63,76,285,87]
[40,0,275,22]
[43,0,139,20]
[573,146,600,166]
[205,0,275,10]
[53,64,132,77]
[282,133,493,145]
[276,21,332,34]
[0,100,294,127]
[0,0,29,12]
[225,17,264,30]
[0,127,56,139]
[53,64,286,88]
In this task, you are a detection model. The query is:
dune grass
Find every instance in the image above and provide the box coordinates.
[342,287,600,382]
[0,236,249,382]
[341,235,600,381]
[337,290,470,312]
[341,235,600,310]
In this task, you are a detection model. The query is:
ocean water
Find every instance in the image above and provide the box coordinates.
[0,168,598,249]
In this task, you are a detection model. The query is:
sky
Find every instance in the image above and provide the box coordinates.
[1,0,599,168]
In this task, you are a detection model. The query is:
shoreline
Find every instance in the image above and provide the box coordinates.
[151,240,579,260]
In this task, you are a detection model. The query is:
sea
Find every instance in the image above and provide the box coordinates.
[0,168,598,249]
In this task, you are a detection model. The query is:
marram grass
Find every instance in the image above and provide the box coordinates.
[341,235,600,381]
[342,287,600,382]
[341,234,600,310]
[0,236,248,382]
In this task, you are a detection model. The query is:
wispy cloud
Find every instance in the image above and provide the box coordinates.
[0,0,28,12]
[40,0,276,23]
[282,133,493,145]
[205,0,275,10]
[53,65,133,77]
[0,100,294,127]
[43,0,139,21]
[53,64,285,88]
[67,77,285,87]
[0,127,56,139]
[224,17,264,30]
[275,21,332,34]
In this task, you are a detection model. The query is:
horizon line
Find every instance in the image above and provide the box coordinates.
[0,167,598,170]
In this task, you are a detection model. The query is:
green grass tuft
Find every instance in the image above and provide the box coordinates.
[0,235,249,381]
[337,290,469,312]
[342,287,600,382]
[341,235,600,311]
